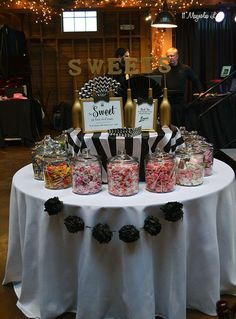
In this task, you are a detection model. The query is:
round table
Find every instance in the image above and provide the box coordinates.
[3,160,236,319]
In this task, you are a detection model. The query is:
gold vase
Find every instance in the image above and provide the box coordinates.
[124,88,134,128]
[72,89,82,129]
[160,87,171,127]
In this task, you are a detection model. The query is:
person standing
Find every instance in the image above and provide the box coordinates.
[111,47,130,85]
[164,47,202,127]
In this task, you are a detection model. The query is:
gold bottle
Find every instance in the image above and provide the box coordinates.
[72,89,82,129]
[124,88,134,128]
[160,87,171,127]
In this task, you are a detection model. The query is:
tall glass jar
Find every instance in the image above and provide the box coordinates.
[192,141,214,176]
[71,148,102,195]
[32,145,44,180]
[43,155,72,189]
[31,135,53,181]
[107,151,139,196]
[145,150,176,193]
[175,148,204,186]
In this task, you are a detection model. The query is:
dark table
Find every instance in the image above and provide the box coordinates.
[185,94,236,149]
[0,98,42,146]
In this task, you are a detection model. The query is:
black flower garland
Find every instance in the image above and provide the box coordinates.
[144,215,162,236]
[161,201,184,222]
[64,216,85,233]
[119,225,140,243]
[45,197,183,243]
[44,197,63,215]
[92,223,113,244]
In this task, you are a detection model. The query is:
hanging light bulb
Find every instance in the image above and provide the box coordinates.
[151,0,177,28]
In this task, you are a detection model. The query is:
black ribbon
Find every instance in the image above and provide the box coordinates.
[137,97,153,105]
[93,94,110,103]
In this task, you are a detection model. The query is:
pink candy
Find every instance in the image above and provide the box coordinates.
[72,162,102,194]
[107,162,139,196]
[202,148,214,176]
[176,165,204,186]
[145,159,176,193]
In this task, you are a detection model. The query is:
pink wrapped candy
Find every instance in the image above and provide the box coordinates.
[175,148,204,186]
[107,151,139,196]
[71,149,102,194]
[145,152,176,193]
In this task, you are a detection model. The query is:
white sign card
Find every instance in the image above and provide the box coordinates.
[81,97,124,133]
[134,99,157,131]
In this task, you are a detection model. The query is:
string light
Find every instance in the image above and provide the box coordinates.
[1,0,203,22]
[0,0,202,64]
[152,28,165,69]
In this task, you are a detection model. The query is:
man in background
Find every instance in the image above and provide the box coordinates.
[165,47,202,127]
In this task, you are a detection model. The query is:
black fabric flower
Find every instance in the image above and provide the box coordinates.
[161,201,184,222]
[144,216,162,236]
[64,216,85,233]
[92,223,113,244]
[119,225,140,243]
[44,197,63,215]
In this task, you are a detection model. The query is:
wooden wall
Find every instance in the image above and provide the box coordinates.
[1,8,151,120]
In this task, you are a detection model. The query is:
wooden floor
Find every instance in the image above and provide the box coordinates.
[0,139,236,319]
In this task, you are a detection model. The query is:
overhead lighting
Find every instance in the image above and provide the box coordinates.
[151,0,177,28]
[215,11,225,22]
[234,15,236,22]
[145,12,152,21]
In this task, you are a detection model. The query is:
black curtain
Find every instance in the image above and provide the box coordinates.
[175,8,236,91]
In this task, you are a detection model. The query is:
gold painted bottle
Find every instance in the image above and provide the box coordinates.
[160,87,171,127]
[124,88,134,128]
[72,89,82,129]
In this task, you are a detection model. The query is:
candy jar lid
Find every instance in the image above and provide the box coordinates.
[146,149,174,162]
[73,148,100,163]
[176,146,203,155]
[108,150,138,164]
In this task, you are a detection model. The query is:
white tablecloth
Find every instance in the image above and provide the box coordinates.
[3,160,236,319]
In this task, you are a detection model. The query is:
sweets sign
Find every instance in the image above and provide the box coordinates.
[81,97,124,133]
[68,56,170,76]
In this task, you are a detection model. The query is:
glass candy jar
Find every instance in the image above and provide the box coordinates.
[32,144,44,180]
[71,148,102,195]
[43,155,72,189]
[192,141,214,176]
[175,148,204,186]
[107,151,139,196]
[31,135,54,180]
[145,150,176,193]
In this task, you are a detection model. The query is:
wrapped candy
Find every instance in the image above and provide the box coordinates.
[145,150,176,193]
[31,135,54,180]
[192,142,214,176]
[44,158,72,189]
[175,148,204,186]
[43,142,72,189]
[71,148,102,195]
[107,151,139,196]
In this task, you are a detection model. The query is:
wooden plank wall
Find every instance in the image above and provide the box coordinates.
[1,8,152,121]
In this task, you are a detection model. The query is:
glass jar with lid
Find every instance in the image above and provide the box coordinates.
[43,147,72,189]
[145,150,176,193]
[175,148,204,186]
[107,150,139,196]
[71,148,102,195]
[31,135,53,180]
[191,141,214,176]
[32,144,44,180]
